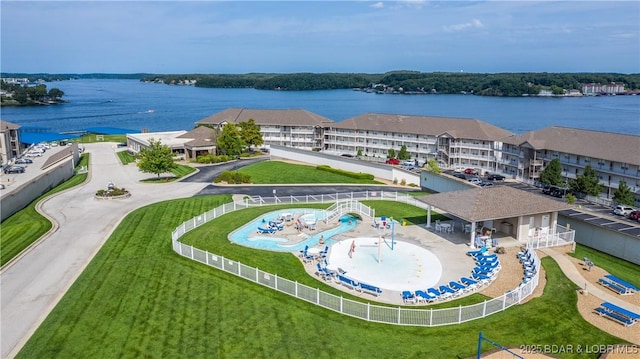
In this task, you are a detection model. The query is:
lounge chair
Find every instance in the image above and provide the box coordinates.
[427,287,442,299]
[415,290,437,303]
[439,285,456,295]
[337,274,358,290]
[467,246,487,257]
[402,291,417,304]
[257,226,276,234]
[299,245,309,257]
[449,281,466,291]
[359,282,382,297]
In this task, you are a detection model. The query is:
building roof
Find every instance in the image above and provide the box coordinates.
[178,125,218,148]
[127,131,189,149]
[197,108,334,127]
[329,113,514,140]
[0,120,20,131]
[416,186,573,223]
[501,126,640,166]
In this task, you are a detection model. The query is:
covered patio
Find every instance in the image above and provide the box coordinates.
[416,186,574,248]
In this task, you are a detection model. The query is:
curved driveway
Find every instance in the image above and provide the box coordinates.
[0,145,407,358]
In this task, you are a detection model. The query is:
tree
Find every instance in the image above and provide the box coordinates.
[387,148,396,159]
[426,158,442,174]
[539,159,563,186]
[569,164,602,196]
[217,123,245,157]
[397,145,410,160]
[613,181,635,206]
[48,88,65,99]
[238,118,263,150]
[137,139,177,178]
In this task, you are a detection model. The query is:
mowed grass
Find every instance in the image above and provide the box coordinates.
[116,150,136,165]
[140,164,196,182]
[0,154,90,266]
[18,195,623,358]
[570,244,640,288]
[239,160,384,184]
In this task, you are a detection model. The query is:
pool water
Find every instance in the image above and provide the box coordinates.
[229,209,357,252]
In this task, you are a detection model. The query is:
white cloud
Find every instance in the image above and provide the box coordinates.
[443,18,484,32]
[370,2,384,9]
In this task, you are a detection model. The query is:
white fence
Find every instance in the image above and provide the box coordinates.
[527,224,575,250]
[171,191,543,326]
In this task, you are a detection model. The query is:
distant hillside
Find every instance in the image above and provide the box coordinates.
[3,71,639,97]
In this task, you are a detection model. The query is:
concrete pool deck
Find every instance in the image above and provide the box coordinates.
[298,216,525,305]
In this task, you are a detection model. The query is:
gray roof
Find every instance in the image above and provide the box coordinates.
[416,186,573,223]
[197,108,334,127]
[501,126,640,166]
[178,125,218,148]
[0,120,20,130]
[329,113,514,140]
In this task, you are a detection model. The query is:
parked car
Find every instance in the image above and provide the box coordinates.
[486,174,505,181]
[452,173,466,179]
[550,187,566,198]
[468,177,482,185]
[385,158,400,165]
[453,166,466,173]
[479,182,494,187]
[628,210,640,220]
[464,168,478,175]
[4,165,25,174]
[25,152,43,157]
[15,158,33,164]
[613,205,635,216]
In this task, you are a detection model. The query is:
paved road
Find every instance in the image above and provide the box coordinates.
[0,146,410,358]
[0,143,207,359]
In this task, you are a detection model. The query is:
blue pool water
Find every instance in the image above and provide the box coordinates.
[229,209,357,252]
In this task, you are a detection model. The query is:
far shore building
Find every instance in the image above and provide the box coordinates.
[323,113,513,173]
[0,119,22,165]
[500,126,640,203]
[126,126,217,161]
[196,108,333,151]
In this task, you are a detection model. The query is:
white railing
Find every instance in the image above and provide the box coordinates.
[527,224,575,249]
[171,191,543,326]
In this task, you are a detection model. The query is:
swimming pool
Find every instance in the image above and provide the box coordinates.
[229,209,357,252]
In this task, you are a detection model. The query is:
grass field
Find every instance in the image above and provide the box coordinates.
[116,150,136,165]
[75,134,127,143]
[570,244,640,288]
[17,196,623,358]
[139,164,197,182]
[238,160,384,184]
[0,154,90,266]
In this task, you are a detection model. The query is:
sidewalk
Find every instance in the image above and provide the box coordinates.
[0,143,206,359]
[540,247,640,313]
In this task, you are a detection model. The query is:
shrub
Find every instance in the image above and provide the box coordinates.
[400,178,407,186]
[566,193,576,204]
[316,165,374,180]
[214,170,251,184]
[393,178,398,184]
[197,154,214,164]
[213,155,230,163]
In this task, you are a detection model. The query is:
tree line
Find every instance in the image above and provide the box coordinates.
[142,71,640,96]
[0,82,65,106]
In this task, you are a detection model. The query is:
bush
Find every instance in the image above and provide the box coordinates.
[214,171,251,184]
[400,178,407,186]
[197,154,214,164]
[316,165,374,180]
[96,187,129,197]
[566,193,576,204]
[213,155,230,163]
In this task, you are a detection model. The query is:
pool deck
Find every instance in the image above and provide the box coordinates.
[298,217,524,306]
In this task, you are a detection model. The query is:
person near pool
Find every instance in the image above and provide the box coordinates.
[319,235,325,245]
[348,240,355,258]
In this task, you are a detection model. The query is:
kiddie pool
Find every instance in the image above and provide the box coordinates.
[229,209,357,252]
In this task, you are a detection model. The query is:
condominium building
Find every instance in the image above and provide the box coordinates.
[323,113,513,173]
[500,127,640,202]
[0,120,22,165]
[196,108,333,151]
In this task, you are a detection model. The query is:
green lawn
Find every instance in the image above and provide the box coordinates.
[238,160,384,184]
[76,134,127,143]
[361,200,449,225]
[570,244,640,288]
[18,196,623,358]
[140,164,196,182]
[116,150,136,165]
[0,154,90,266]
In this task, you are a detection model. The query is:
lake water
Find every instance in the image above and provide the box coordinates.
[2,79,639,135]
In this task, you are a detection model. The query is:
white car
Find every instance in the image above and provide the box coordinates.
[25,151,43,157]
[468,177,482,185]
[613,205,635,216]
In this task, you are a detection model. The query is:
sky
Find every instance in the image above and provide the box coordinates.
[1,1,639,74]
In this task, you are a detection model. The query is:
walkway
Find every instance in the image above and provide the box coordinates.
[0,143,207,359]
[540,247,640,313]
